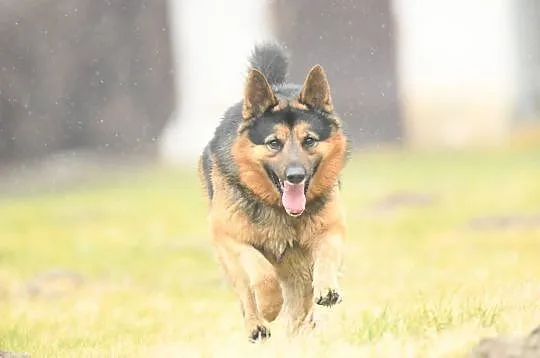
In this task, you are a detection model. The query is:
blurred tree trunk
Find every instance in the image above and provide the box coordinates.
[0,0,175,163]
[270,0,403,148]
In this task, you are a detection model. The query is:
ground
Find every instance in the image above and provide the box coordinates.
[1,145,540,357]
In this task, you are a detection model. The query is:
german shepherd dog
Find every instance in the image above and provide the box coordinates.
[198,43,351,342]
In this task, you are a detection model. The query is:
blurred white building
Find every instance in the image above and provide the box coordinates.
[394,0,518,148]
[159,0,273,165]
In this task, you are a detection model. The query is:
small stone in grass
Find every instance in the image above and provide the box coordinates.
[0,352,31,358]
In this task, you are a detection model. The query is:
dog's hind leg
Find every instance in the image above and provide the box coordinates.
[215,239,274,342]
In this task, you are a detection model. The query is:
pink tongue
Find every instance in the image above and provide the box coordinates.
[281,181,306,215]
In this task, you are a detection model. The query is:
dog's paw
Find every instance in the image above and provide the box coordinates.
[315,287,342,307]
[248,325,271,343]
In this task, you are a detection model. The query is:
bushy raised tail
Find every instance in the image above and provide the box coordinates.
[248,42,289,86]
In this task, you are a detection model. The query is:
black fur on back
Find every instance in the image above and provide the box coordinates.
[248,42,289,86]
[201,43,346,224]
[201,144,213,199]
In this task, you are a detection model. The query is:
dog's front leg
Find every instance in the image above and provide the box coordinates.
[214,239,272,342]
[311,229,345,307]
[275,246,315,335]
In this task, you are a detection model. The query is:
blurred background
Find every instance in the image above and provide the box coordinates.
[2,1,540,356]
[1,0,539,182]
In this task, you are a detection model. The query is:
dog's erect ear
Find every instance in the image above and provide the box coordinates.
[242,69,278,120]
[298,65,333,113]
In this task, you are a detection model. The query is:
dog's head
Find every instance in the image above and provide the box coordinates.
[232,65,348,217]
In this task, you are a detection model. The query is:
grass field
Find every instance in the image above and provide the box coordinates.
[1,146,540,357]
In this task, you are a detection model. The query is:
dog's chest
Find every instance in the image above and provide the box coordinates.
[254,223,296,262]
[248,214,319,263]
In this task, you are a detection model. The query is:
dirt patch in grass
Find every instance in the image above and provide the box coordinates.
[469,325,540,358]
[368,191,437,213]
[467,214,540,230]
[23,269,85,299]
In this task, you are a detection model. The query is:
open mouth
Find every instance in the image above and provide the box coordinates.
[264,166,310,217]
[265,167,283,195]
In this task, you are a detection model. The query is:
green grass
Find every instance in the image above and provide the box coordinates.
[1,146,540,357]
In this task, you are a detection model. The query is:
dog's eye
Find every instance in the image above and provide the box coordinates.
[303,136,317,148]
[266,139,283,151]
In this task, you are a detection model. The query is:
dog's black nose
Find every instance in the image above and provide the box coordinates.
[285,164,306,184]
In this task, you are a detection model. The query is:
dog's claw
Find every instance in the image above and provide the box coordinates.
[315,288,342,306]
[248,325,271,343]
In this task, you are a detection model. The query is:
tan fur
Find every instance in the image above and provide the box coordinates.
[242,69,278,120]
[200,64,347,341]
[208,161,346,334]
[231,134,282,206]
[299,65,334,113]
[271,98,309,113]
[289,99,309,112]
[306,130,348,200]
[204,135,346,339]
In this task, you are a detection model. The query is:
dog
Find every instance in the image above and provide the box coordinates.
[198,43,351,342]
